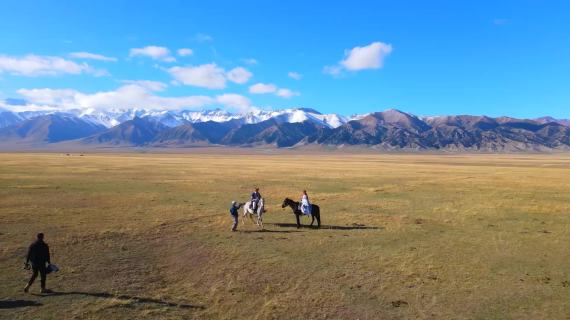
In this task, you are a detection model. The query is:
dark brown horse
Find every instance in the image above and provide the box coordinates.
[281,198,321,228]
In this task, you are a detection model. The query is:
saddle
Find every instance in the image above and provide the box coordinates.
[299,204,312,215]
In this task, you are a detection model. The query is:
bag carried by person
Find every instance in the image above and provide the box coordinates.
[46,264,60,274]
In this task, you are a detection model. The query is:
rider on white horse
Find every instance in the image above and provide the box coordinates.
[300,190,311,215]
[243,197,265,228]
[250,187,261,211]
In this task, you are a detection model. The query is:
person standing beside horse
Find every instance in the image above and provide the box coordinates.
[230,201,243,232]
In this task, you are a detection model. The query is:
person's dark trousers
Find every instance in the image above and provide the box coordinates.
[231,214,238,231]
[28,263,47,289]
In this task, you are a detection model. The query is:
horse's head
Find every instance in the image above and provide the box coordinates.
[281,198,290,208]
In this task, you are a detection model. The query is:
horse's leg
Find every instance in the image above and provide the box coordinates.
[257,212,263,229]
[295,213,301,229]
[310,214,315,226]
[316,210,321,228]
[242,209,247,225]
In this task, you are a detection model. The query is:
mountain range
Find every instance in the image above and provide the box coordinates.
[0,107,569,151]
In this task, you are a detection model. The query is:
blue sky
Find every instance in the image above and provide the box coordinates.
[0,0,569,118]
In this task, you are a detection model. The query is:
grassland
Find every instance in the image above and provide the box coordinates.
[1,152,570,319]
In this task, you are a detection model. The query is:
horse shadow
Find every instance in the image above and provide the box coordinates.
[0,300,42,309]
[240,229,300,234]
[270,223,383,231]
[32,291,204,310]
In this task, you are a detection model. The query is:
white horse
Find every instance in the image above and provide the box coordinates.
[243,198,265,228]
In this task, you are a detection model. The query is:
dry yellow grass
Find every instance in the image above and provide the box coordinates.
[1,152,570,319]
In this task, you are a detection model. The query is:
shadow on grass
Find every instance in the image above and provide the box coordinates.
[33,291,204,310]
[240,229,300,234]
[0,300,42,309]
[270,223,383,230]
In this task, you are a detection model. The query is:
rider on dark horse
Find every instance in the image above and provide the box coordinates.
[250,187,261,211]
[300,190,311,215]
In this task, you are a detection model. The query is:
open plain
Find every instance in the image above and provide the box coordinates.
[1,152,570,319]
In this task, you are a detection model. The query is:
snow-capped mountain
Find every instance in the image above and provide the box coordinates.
[245,108,349,128]
[0,107,355,129]
[78,108,353,128]
[2,107,570,151]
[2,104,569,133]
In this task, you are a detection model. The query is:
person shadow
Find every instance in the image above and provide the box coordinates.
[32,291,204,310]
[0,300,42,309]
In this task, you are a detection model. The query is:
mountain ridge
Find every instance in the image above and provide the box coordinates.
[1,108,569,151]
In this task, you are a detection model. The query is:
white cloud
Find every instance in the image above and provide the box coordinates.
[249,83,277,94]
[0,100,58,112]
[195,33,213,42]
[0,54,107,77]
[91,69,111,77]
[226,67,252,84]
[16,83,252,111]
[167,64,252,89]
[249,82,299,98]
[177,48,193,57]
[121,80,167,91]
[17,88,79,105]
[288,71,302,80]
[215,94,251,111]
[341,42,392,70]
[276,88,300,98]
[168,63,227,89]
[129,46,175,62]
[242,58,258,65]
[323,65,343,76]
[324,41,392,76]
[69,52,117,62]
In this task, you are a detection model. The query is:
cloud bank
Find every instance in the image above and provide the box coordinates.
[177,48,193,57]
[168,64,252,89]
[15,83,252,112]
[249,83,299,98]
[69,52,117,62]
[0,54,108,77]
[130,46,176,62]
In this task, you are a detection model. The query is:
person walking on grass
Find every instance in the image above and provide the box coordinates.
[24,233,51,293]
[230,201,243,232]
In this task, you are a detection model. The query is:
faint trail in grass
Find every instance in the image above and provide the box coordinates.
[32,291,204,310]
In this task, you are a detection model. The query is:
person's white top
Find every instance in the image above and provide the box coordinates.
[301,194,310,206]
[301,194,311,215]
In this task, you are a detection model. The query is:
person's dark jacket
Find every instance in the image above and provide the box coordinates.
[251,192,261,201]
[26,240,50,266]
[230,205,239,216]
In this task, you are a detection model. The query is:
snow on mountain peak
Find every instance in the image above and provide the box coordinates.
[0,107,366,129]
